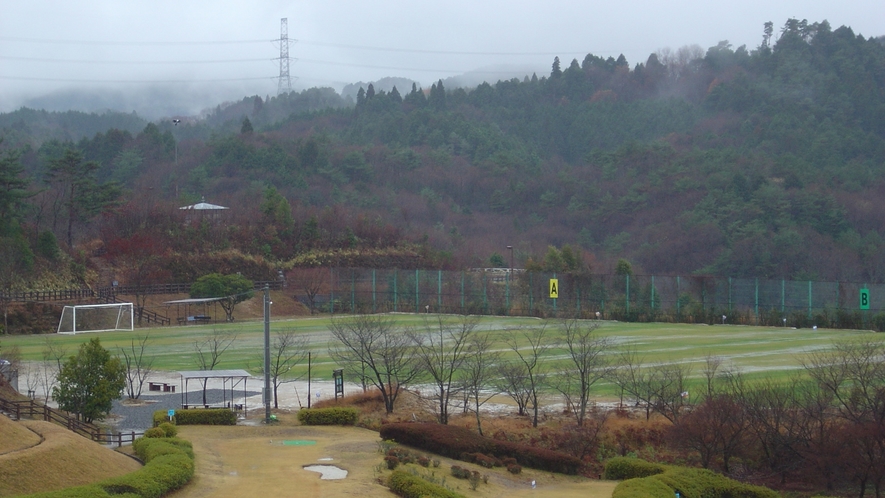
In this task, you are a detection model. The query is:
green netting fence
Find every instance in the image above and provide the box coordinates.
[289,269,885,331]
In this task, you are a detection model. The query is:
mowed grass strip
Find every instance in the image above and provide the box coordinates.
[3,316,879,390]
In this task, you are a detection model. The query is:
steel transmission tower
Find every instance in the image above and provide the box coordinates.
[277,18,292,95]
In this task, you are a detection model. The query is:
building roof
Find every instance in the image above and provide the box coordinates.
[179,196,228,211]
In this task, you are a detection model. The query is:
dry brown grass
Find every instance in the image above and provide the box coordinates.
[165,422,617,498]
[0,415,41,454]
[0,419,142,496]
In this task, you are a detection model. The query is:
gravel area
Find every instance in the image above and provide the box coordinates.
[108,388,261,433]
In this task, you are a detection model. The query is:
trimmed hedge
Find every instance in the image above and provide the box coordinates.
[387,470,465,498]
[297,407,359,425]
[23,436,195,498]
[607,458,780,498]
[603,456,667,480]
[153,408,236,426]
[379,422,582,475]
[610,476,674,497]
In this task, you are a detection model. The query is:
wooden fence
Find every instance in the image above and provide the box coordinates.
[0,397,143,447]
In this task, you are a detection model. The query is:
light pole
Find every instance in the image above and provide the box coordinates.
[507,245,514,273]
[263,285,271,423]
[172,119,180,163]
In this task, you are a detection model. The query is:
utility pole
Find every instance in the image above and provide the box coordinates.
[263,285,271,423]
[277,18,292,95]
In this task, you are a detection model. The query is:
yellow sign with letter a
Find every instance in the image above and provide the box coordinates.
[549,278,559,299]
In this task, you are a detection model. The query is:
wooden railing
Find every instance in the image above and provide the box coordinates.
[0,398,143,447]
[0,288,96,303]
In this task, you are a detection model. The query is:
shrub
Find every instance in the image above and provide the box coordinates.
[387,470,464,498]
[143,427,166,438]
[380,423,582,475]
[507,463,522,474]
[611,476,674,498]
[450,466,472,479]
[385,455,400,470]
[604,456,667,480]
[608,459,781,498]
[153,408,236,426]
[297,407,359,425]
[157,422,178,437]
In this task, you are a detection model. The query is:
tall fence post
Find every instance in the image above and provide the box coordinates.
[781,279,785,316]
[460,271,465,313]
[626,274,630,316]
[755,278,759,325]
[808,280,812,320]
[329,268,334,315]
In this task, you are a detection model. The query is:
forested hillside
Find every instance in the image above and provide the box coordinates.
[1,19,884,292]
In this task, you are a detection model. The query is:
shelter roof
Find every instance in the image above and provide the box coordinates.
[178,369,251,380]
[164,297,225,305]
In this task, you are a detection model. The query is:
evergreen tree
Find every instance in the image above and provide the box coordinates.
[0,143,32,236]
[551,56,563,78]
[45,148,121,248]
[53,338,126,423]
[390,85,403,104]
[241,117,254,134]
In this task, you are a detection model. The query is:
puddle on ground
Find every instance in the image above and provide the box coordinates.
[304,465,347,480]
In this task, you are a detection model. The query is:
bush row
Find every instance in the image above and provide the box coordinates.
[24,436,195,498]
[379,422,582,475]
[387,470,464,498]
[603,456,667,480]
[152,408,236,427]
[296,407,359,425]
[606,458,780,498]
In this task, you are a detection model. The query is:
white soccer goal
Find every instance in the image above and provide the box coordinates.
[57,303,135,334]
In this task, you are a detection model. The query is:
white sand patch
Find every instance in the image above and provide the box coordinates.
[304,465,347,480]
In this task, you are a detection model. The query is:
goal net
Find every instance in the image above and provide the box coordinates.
[57,303,134,334]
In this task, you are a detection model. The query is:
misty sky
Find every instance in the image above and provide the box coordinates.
[1,0,882,118]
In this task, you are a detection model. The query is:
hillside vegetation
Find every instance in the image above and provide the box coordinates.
[0,418,142,496]
[1,18,884,291]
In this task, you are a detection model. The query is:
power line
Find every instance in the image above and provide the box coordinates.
[0,36,271,46]
[0,34,603,57]
[0,55,274,65]
[0,74,275,84]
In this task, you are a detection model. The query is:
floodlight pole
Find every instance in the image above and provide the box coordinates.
[264,285,271,423]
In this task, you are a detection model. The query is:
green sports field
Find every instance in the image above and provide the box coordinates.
[2,315,879,394]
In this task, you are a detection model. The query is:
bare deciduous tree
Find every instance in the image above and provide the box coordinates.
[460,331,501,436]
[193,328,238,405]
[328,314,419,414]
[39,339,68,402]
[119,334,154,399]
[497,325,550,427]
[555,319,612,426]
[294,268,326,314]
[411,315,478,424]
[251,330,309,409]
